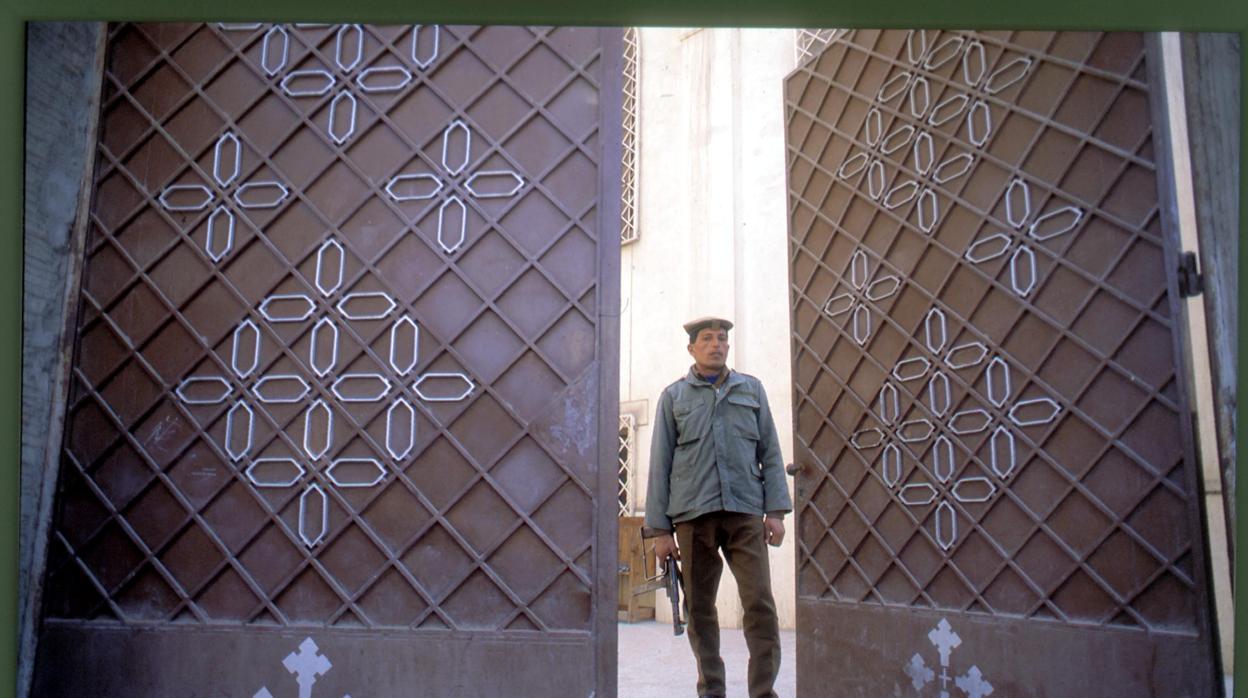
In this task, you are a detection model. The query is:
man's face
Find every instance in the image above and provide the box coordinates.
[688,327,730,373]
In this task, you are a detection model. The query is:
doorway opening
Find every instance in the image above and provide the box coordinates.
[614,26,803,697]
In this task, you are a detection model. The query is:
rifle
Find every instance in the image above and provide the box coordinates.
[632,555,686,636]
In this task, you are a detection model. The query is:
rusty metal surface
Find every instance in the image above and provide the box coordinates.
[784,30,1220,694]
[36,21,618,696]
[795,599,1215,696]
[35,624,594,697]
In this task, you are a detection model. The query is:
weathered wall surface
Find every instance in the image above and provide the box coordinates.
[20,21,105,698]
[621,27,798,629]
[1181,32,1239,545]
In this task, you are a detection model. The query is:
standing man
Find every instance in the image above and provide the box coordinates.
[644,316,793,698]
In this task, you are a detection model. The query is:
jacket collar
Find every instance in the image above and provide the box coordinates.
[683,366,745,390]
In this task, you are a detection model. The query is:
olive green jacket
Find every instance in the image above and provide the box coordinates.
[644,367,793,532]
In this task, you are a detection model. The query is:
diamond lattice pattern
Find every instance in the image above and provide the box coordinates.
[785,30,1202,632]
[47,22,605,632]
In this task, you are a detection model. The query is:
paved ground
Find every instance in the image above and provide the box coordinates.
[621,621,1233,697]
[618,621,796,697]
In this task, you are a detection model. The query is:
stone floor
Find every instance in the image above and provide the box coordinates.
[618,621,796,697]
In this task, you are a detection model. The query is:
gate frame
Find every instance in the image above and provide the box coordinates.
[595,25,626,698]
[1144,30,1234,684]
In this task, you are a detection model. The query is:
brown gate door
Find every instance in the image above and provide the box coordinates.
[784,30,1221,696]
[34,22,620,697]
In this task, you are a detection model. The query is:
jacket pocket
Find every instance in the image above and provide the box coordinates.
[723,394,758,432]
[726,393,760,410]
[726,394,763,481]
[674,399,706,445]
[727,393,761,441]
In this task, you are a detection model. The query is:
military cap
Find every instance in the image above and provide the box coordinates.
[683,316,734,342]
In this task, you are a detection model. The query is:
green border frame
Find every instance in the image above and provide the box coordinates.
[4,1,1245,697]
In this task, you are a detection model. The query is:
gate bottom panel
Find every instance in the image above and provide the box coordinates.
[796,599,1215,697]
[35,622,594,697]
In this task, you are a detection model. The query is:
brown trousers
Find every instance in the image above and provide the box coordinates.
[675,511,781,698]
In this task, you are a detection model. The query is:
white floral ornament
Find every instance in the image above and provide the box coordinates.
[964,177,1085,298]
[157,131,289,263]
[385,119,525,254]
[833,67,912,204]
[904,31,1034,148]
[821,246,901,346]
[175,236,474,548]
[850,306,1061,551]
[837,106,918,202]
[837,32,990,234]
[893,30,1034,155]
[271,23,441,145]
[878,125,976,234]
[866,38,978,235]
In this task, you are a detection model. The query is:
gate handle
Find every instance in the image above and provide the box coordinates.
[785,462,803,476]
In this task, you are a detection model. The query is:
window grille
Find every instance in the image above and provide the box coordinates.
[794,28,850,67]
[621,27,640,245]
[618,413,637,515]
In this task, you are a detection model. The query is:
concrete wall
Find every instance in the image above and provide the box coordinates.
[1170,32,1239,682]
[1180,32,1239,545]
[20,21,106,698]
[621,27,798,629]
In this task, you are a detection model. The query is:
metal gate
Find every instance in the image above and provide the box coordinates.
[33,22,621,697]
[784,30,1221,695]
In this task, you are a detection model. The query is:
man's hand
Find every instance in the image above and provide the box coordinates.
[764,515,785,547]
[653,533,680,562]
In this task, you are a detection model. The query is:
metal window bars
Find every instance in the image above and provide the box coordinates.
[618,413,637,516]
[794,28,850,68]
[621,27,640,246]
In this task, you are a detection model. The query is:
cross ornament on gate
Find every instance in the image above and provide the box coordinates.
[929,618,961,669]
[903,618,993,698]
[253,637,352,698]
[285,639,333,698]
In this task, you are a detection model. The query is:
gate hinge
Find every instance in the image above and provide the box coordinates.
[1178,251,1203,298]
